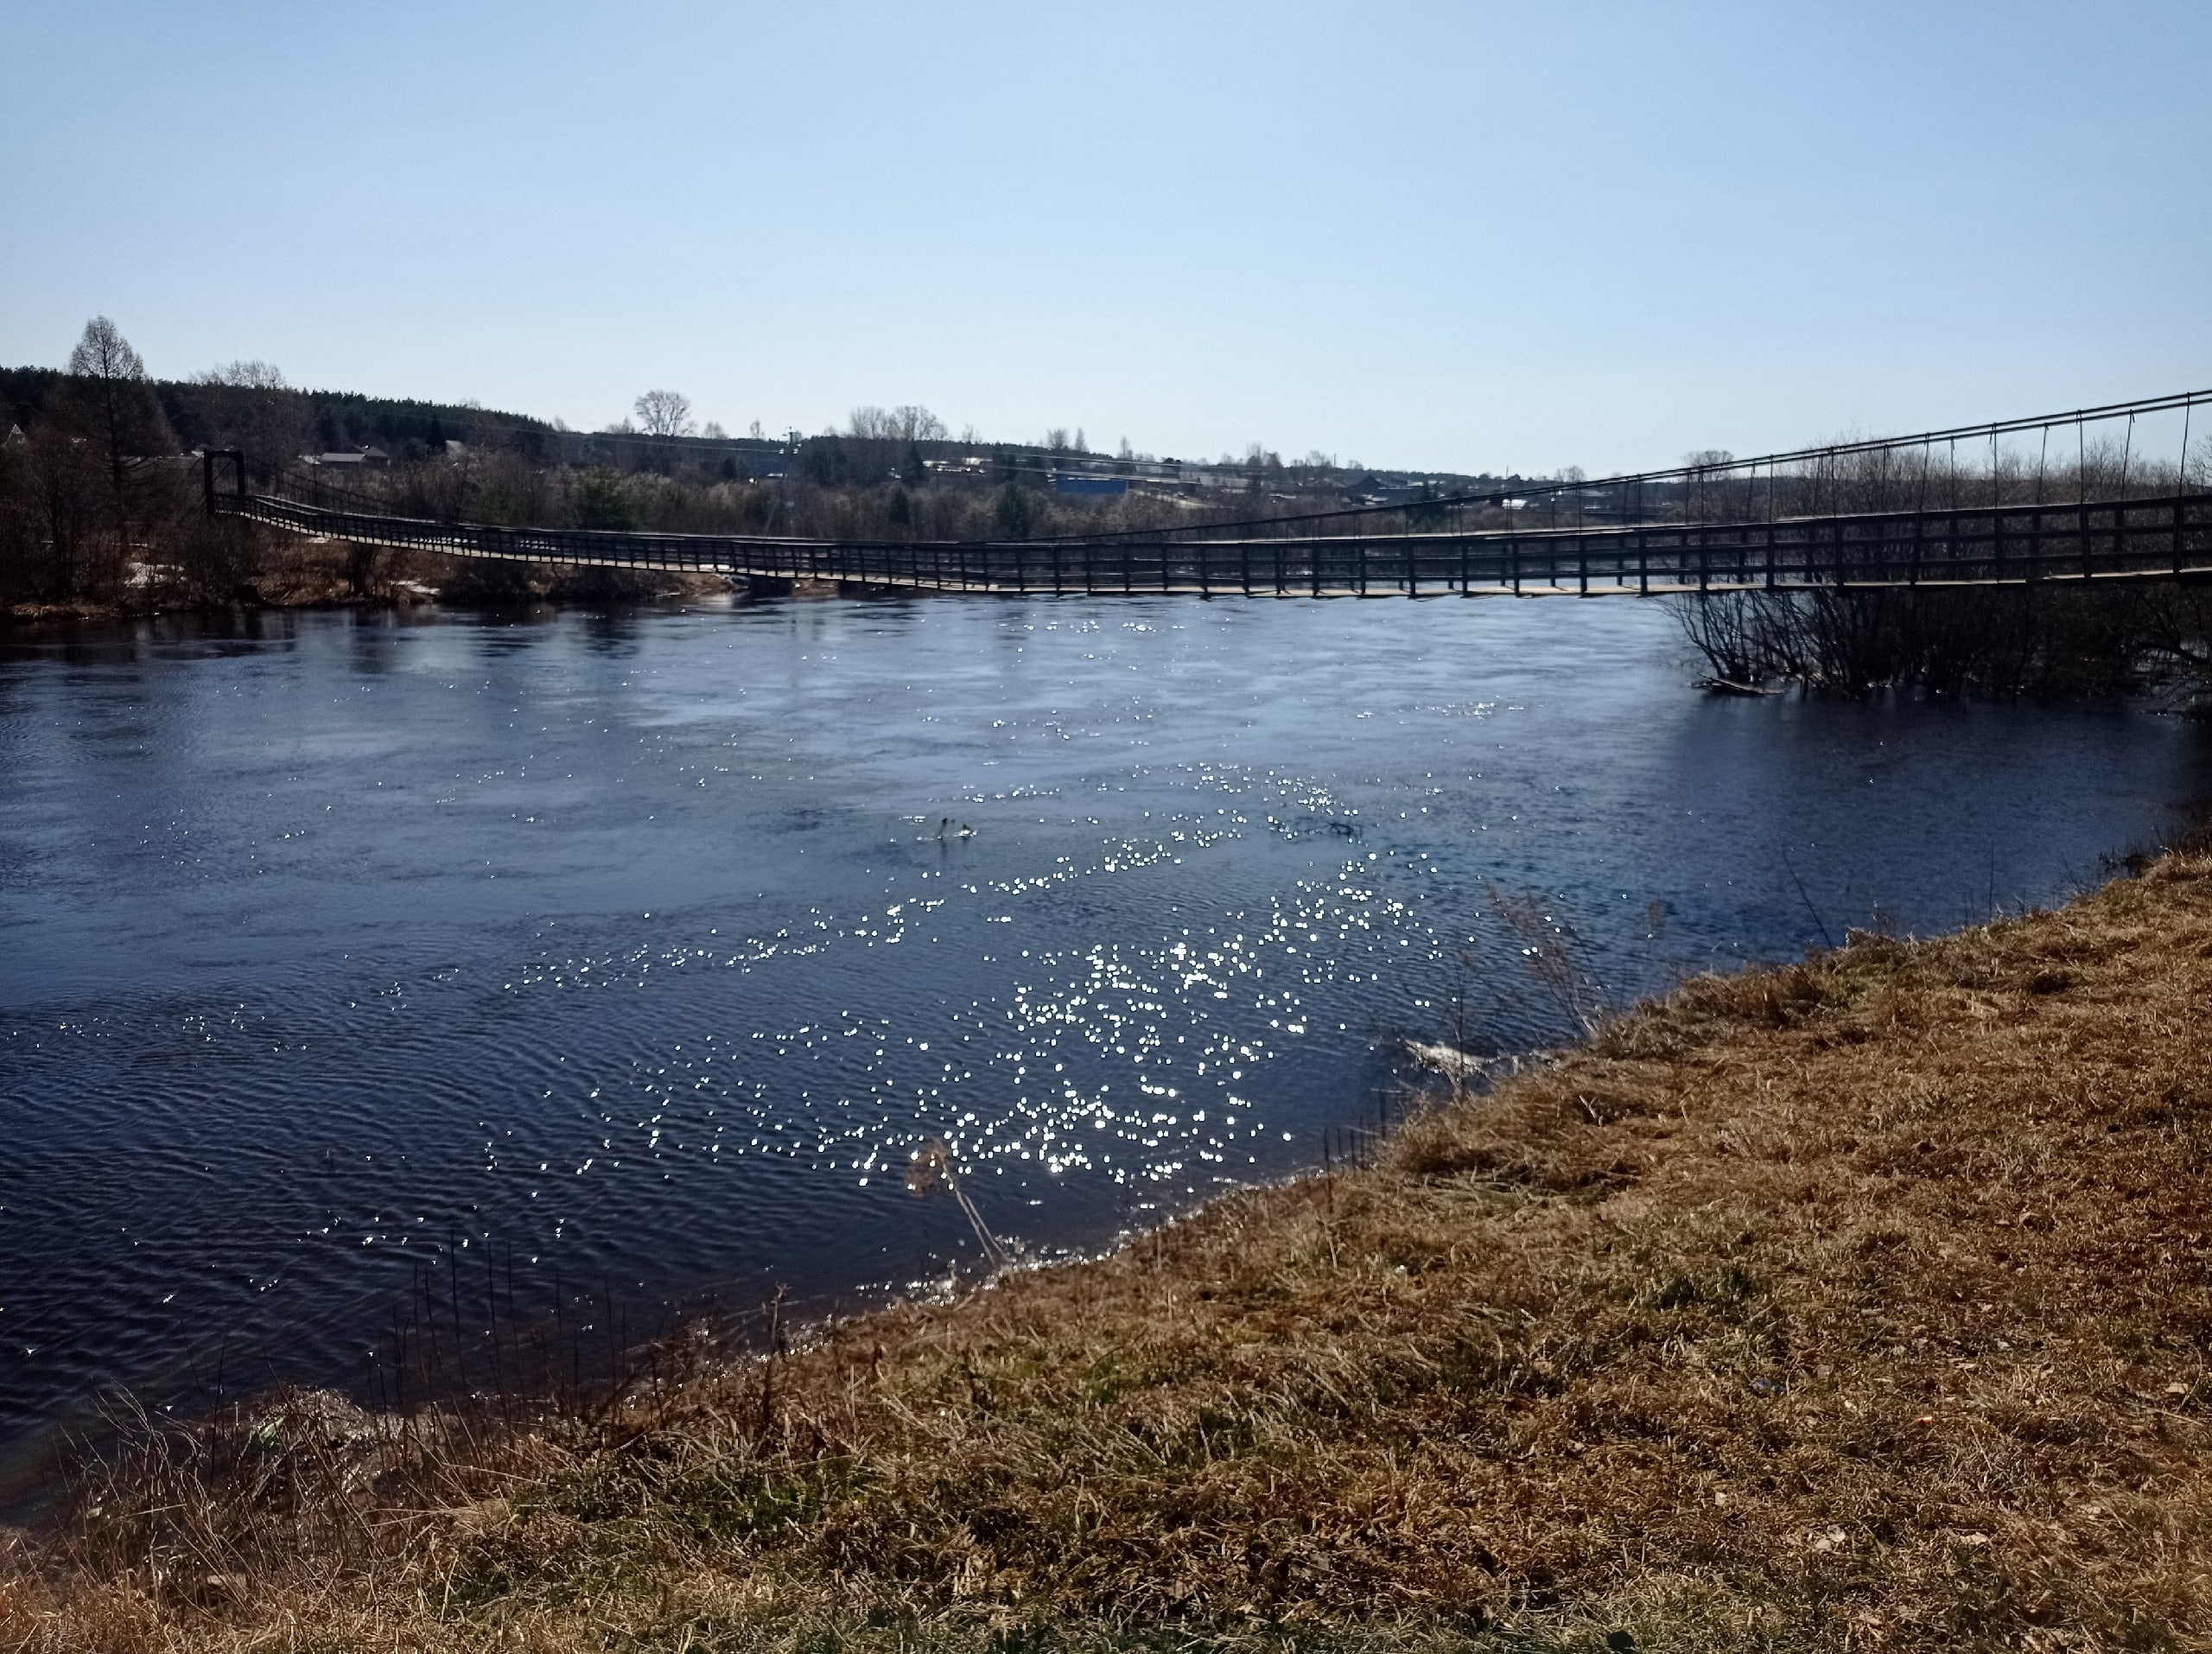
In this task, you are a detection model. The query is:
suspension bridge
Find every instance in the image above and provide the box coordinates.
[203,391,2212,598]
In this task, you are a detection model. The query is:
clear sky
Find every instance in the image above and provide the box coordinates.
[3,2,2208,474]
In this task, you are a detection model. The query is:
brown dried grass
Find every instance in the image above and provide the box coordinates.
[11,856,2212,1651]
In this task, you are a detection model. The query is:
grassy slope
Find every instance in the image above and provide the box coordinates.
[10,857,2212,1651]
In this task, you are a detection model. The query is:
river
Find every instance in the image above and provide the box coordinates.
[1,592,2204,1471]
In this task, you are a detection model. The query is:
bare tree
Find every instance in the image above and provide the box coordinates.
[23,424,107,599]
[64,317,169,544]
[891,405,948,443]
[189,359,308,487]
[843,406,949,485]
[0,436,39,601]
[197,359,287,391]
[632,390,696,438]
[850,405,947,443]
[65,321,167,512]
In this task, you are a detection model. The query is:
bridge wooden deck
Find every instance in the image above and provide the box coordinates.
[214,486,2212,598]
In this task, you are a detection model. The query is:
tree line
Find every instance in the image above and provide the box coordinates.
[0,318,581,608]
[0,318,1416,613]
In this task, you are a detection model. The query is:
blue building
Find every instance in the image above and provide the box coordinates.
[1052,472,1128,498]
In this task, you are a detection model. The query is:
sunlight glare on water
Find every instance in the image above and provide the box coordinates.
[0,592,2205,1453]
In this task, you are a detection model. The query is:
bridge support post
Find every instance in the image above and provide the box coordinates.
[200,448,245,518]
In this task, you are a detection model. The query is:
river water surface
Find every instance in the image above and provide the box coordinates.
[2,594,2205,1466]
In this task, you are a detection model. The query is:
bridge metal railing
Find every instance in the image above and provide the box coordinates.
[213,468,2212,596]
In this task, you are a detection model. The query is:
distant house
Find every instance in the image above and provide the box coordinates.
[1052,472,1127,498]
[299,446,391,468]
[3,423,25,449]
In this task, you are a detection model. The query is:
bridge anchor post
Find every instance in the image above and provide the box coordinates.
[200,448,245,518]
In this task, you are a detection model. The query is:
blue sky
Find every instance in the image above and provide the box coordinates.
[3,2,2208,474]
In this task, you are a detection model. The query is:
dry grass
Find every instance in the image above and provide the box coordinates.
[12,856,2212,1651]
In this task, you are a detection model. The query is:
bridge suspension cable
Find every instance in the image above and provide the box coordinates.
[205,388,2212,599]
[1058,387,2212,544]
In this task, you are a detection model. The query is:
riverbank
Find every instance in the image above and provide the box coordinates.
[0,543,736,625]
[10,848,2212,1650]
